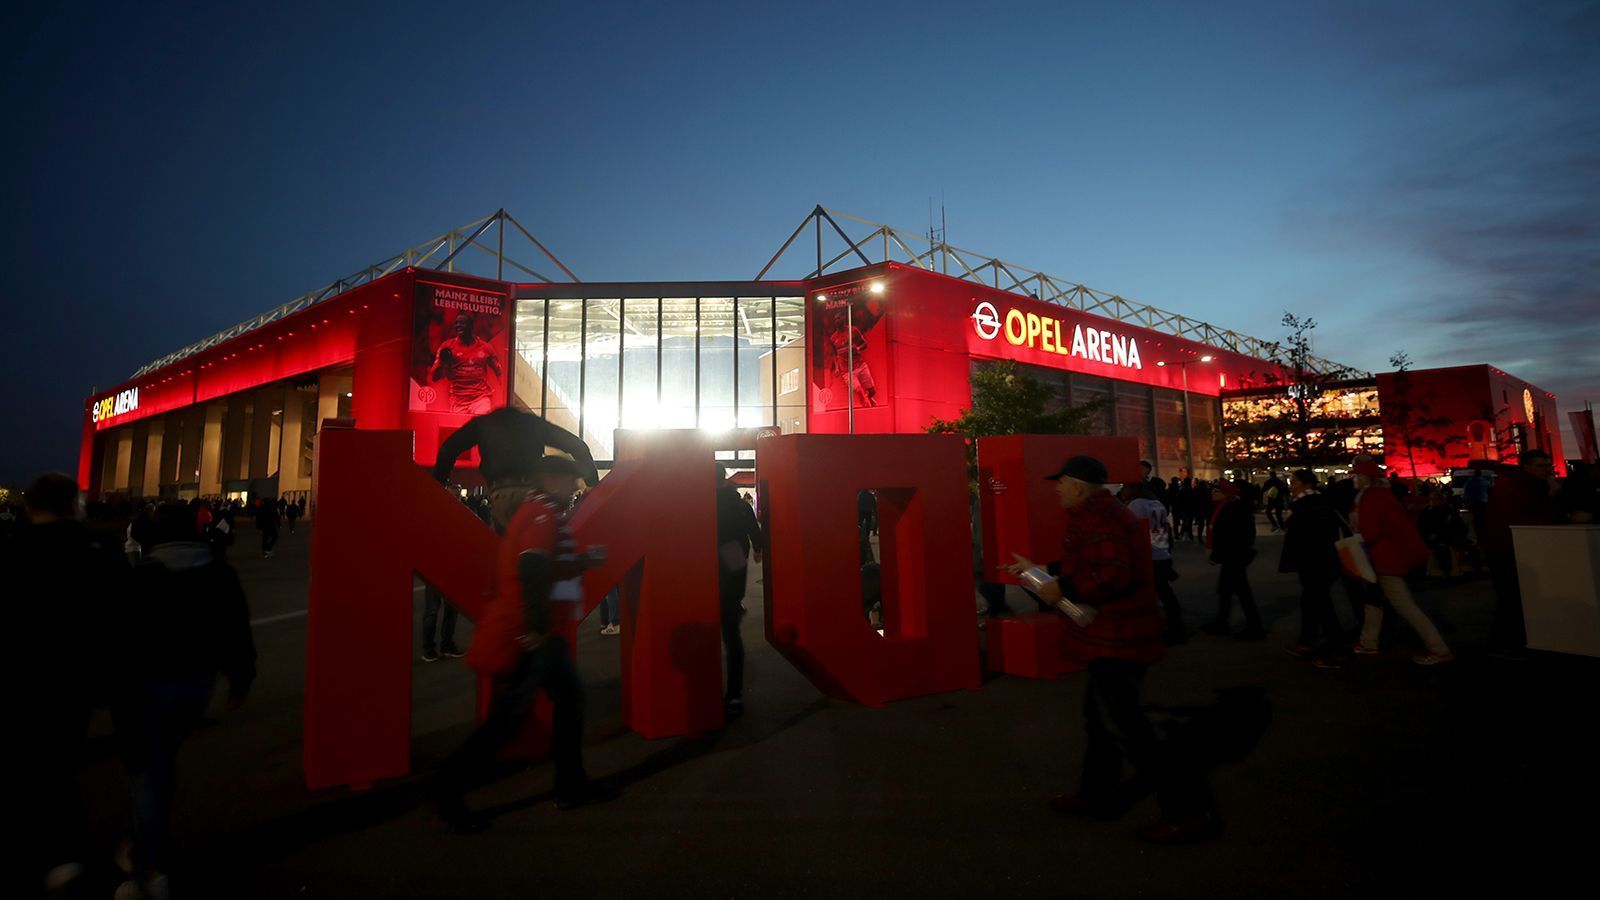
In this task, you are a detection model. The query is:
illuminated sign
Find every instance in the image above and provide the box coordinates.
[971,301,1142,369]
[91,387,140,423]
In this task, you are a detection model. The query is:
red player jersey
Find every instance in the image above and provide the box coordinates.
[436,337,496,408]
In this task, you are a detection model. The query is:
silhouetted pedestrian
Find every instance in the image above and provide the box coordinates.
[113,501,256,898]
[1278,471,1346,665]
[1203,481,1262,639]
[717,464,765,717]
[1349,460,1452,665]
[8,474,124,897]
[1007,455,1217,844]
[1481,450,1563,660]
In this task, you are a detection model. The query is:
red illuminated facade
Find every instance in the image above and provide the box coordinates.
[80,259,1561,498]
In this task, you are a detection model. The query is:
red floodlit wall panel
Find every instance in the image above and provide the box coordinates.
[759,433,981,706]
[976,434,1143,583]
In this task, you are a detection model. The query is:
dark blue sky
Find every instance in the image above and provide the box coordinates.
[4,0,1596,483]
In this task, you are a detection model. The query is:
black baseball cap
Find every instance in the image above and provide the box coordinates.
[1044,455,1108,485]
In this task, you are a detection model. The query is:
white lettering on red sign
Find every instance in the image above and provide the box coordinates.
[971,301,1141,370]
[91,387,140,423]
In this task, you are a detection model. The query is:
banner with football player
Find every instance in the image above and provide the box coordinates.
[410,281,510,415]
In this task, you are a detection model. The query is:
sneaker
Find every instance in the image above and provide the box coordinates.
[421,648,440,663]
[555,780,620,811]
[1351,642,1379,656]
[1413,651,1455,666]
[441,646,465,658]
[428,794,486,834]
[1285,642,1316,658]
[605,624,622,636]
[723,697,744,719]
[1312,654,1349,670]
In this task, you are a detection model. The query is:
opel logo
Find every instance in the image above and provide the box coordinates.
[971,301,1001,340]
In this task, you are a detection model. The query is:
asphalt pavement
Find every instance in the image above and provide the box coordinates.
[71,518,1600,899]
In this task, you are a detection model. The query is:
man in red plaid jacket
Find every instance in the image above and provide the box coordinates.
[1009,455,1216,844]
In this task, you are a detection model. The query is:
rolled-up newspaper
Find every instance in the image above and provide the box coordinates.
[1017,565,1097,627]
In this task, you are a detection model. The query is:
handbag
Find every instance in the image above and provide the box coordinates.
[1335,535,1377,583]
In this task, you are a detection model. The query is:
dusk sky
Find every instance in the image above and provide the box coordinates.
[3,0,1595,484]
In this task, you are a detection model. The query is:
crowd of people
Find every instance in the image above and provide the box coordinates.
[999,448,1595,845]
[6,476,258,900]
[8,415,1597,889]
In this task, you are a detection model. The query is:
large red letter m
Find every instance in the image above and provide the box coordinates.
[304,428,718,791]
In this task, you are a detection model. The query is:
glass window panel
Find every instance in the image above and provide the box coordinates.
[1191,396,1222,478]
[583,300,621,460]
[658,298,698,429]
[737,297,774,428]
[1115,385,1156,470]
[1153,387,1188,478]
[697,298,736,431]
[773,297,807,434]
[512,298,546,413]
[1071,374,1114,435]
[621,298,661,429]
[543,299,584,436]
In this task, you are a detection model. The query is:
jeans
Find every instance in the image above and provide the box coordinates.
[260,527,278,553]
[1153,559,1184,632]
[1213,562,1262,631]
[1487,555,1525,651]
[1266,506,1285,531]
[1080,658,1206,819]
[1359,575,1449,655]
[435,637,587,802]
[1297,573,1342,647]
[600,589,620,627]
[423,587,459,652]
[720,566,748,701]
[119,675,217,874]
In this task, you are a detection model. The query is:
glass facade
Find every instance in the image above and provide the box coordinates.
[514,291,806,464]
[993,360,1224,478]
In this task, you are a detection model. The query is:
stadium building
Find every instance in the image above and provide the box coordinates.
[77,207,1562,501]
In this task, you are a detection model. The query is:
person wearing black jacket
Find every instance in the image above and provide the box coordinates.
[716,465,765,716]
[432,407,599,532]
[1203,482,1263,639]
[113,502,256,898]
[1278,471,1346,664]
[8,474,124,897]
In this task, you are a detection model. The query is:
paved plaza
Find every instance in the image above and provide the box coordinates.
[70,520,1599,898]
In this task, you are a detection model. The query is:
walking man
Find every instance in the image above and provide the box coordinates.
[431,457,615,831]
[1203,482,1263,639]
[1278,471,1346,665]
[716,464,765,717]
[1007,455,1216,843]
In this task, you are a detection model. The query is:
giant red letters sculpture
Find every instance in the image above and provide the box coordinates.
[304,427,718,791]
[303,429,1102,791]
[759,434,981,705]
[976,434,1142,679]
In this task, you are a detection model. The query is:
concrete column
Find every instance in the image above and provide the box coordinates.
[180,409,206,489]
[279,385,311,495]
[200,405,225,496]
[249,388,277,480]
[141,421,165,497]
[127,423,150,498]
[222,397,250,483]
[111,429,134,492]
[159,412,182,488]
[100,434,119,495]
